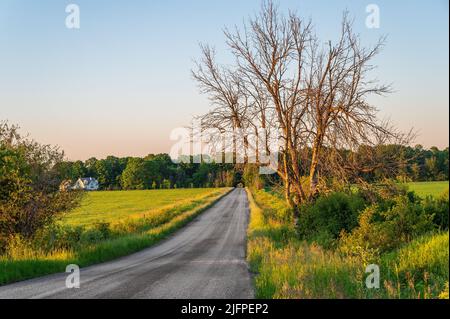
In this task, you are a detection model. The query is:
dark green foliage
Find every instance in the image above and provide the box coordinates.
[120,158,149,190]
[33,224,84,251]
[79,228,106,244]
[401,145,448,182]
[55,153,237,190]
[380,196,436,244]
[423,190,449,230]
[0,122,82,252]
[340,192,448,255]
[297,192,366,247]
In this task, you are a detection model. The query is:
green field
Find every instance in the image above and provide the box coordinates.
[63,188,224,226]
[406,181,449,198]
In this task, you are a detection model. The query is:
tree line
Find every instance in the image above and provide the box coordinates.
[53,144,448,191]
[55,154,239,190]
[394,145,448,182]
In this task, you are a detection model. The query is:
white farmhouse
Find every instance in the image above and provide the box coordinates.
[72,177,99,191]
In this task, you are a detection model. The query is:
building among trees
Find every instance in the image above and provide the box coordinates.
[72,177,99,191]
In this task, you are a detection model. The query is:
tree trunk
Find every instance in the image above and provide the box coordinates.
[309,147,320,199]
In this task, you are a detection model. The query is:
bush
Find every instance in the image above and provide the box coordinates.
[0,122,83,253]
[93,222,111,239]
[77,222,112,244]
[356,180,408,205]
[340,195,437,257]
[30,222,113,252]
[298,192,366,247]
[80,228,105,244]
[33,224,84,252]
[383,196,435,242]
[423,190,449,230]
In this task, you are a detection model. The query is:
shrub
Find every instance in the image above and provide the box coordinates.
[356,180,408,205]
[0,122,83,253]
[93,222,111,239]
[80,228,105,244]
[340,195,437,257]
[338,206,382,262]
[4,235,35,259]
[422,190,449,230]
[382,196,435,242]
[298,192,366,247]
[79,222,112,244]
[33,224,84,252]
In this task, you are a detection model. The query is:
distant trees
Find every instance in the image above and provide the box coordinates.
[96,156,126,189]
[120,158,148,190]
[402,145,448,182]
[52,144,448,193]
[55,153,239,190]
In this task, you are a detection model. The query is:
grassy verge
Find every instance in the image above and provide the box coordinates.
[0,188,232,285]
[381,232,449,298]
[246,188,449,299]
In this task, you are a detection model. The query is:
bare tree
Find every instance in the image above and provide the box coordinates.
[192,45,251,164]
[193,1,412,206]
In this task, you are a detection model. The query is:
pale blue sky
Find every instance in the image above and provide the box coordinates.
[0,0,448,160]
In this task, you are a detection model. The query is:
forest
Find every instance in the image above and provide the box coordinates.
[55,144,449,190]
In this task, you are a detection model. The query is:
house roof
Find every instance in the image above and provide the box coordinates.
[79,177,98,184]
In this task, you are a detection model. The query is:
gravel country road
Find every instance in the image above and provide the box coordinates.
[0,188,254,299]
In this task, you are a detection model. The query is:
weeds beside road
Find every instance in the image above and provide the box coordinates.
[246,187,449,299]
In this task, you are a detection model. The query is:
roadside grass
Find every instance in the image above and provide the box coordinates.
[381,232,449,299]
[246,188,449,299]
[0,188,231,285]
[406,181,449,198]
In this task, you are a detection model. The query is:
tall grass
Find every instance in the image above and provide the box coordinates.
[0,188,231,285]
[246,188,449,299]
[381,232,449,298]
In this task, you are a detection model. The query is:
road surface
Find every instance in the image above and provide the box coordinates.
[0,188,254,299]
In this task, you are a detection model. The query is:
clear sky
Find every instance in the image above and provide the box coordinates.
[0,0,448,160]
